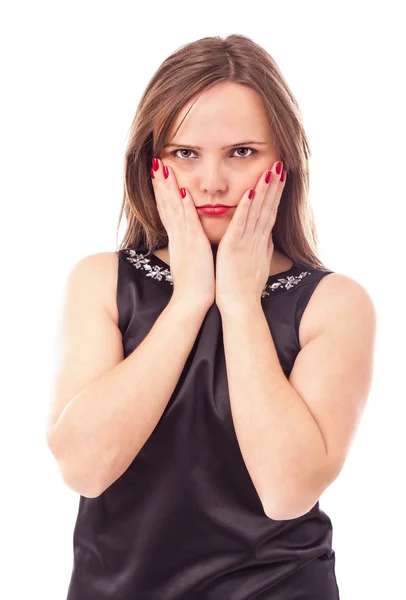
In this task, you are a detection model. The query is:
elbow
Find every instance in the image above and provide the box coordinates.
[265,503,315,522]
[62,464,106,498]
[58,458,104,498]
[263,491,321,521]
[46,433,105,499]
[264,463,333,521]
[63,470,103,498]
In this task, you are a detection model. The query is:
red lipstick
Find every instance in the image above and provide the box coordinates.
[196,204,233,215]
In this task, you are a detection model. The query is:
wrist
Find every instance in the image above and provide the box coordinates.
[170,294,213,316]
[216,298,262,318]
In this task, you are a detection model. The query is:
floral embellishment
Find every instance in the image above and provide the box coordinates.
[261,270,311,298]
[121,248,312,299]
[121,249,173,285]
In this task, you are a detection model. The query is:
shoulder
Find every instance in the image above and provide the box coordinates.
[299,271,377,349]
[69,251,120,326]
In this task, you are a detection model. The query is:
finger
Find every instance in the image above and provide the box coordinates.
[150,158,169,225]
[263,170,286,233]
[175,177,203,233]
[230,189,253,241]
[244,172,266,231]
[255,166,281,233]
[245,167,277,233]
[263,192,280,234]
[151,158,185,230]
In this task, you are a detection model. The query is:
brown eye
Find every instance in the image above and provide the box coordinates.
[170,147,257,160]
[235,147,254,157]
[170,149,194,159]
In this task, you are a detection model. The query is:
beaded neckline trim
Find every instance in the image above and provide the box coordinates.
[120,248,313,299]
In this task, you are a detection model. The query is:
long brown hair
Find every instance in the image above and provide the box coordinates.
[116,34,330,271]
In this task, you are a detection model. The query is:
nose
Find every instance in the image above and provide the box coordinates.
[198,165,228,195]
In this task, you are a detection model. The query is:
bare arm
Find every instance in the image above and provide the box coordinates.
[47,253,209,498]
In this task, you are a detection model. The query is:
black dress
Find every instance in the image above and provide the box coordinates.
[66,247,341,599]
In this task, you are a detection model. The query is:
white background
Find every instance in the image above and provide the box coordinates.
[1,1,405,598]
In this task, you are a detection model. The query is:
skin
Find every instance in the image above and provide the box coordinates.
[156,80,292,276]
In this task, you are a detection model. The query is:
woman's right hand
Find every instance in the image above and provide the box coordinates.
[151,157,215,310]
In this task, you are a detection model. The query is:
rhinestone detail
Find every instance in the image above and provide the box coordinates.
[120,248,312,298]
[121,249,173,284]
[261,270,311,298]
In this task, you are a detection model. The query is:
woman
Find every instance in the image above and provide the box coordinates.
[47,34,376,599]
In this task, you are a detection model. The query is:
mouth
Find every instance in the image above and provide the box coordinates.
[196,204,233,208]
[196,205,233,215]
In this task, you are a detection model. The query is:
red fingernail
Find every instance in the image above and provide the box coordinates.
[265,171,272,184]
[163,166,169,179]
[152,158,159,171]
[248,189,255,200]
[275,161,283,175]
[150,167,155,179]
[280,169,286,183]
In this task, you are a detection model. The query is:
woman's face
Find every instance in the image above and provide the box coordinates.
[159,81,281,246]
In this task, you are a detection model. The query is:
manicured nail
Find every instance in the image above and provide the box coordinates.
[163,165,169,179]
[152,158,159,171]
[280,169,286,183]
[275,161,283,175]
[265,170,272,184]
[150,167,155,179]
[248,189,255,200]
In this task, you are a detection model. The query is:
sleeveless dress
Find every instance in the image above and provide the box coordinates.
[66,247,341,599]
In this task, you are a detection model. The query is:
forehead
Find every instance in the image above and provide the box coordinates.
[166,81,273,144]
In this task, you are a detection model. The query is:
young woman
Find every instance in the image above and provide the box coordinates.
[46,34,376,599]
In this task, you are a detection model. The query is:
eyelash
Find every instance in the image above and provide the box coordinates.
[170,147,258,160]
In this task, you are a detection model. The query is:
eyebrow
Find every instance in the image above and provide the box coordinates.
[163,141,268,150]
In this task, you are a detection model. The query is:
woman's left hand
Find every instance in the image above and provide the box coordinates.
[215,161,287,312]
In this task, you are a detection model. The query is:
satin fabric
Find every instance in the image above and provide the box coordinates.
[66,248,340,599]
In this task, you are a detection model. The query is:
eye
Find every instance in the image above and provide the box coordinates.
[170,147,257,160]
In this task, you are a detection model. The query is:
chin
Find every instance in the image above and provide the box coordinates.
[200,220,230,246]
[204,231,225,247]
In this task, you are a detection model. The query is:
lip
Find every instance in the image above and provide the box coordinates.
[196,204,232,208]
[197,206,232,215]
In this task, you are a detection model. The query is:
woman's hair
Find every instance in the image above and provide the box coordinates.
[116,34,329,271]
